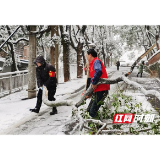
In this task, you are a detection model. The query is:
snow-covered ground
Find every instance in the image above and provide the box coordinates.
[0,65,159,135]
[0,77,86,134]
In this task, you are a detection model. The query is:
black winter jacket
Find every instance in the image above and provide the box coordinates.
[116,61,120,66]
[36,62,57,88]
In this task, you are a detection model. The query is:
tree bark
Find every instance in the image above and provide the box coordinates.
[5,26,18,72]
[55,26,59,83]
[50,26,55,68]
[156,34,159,50]
[145,26,154,58]
[60,26,70,82]
[28,26,37,99]
[82,50,87,75]
[77,25,87,78]
[7,42,18,72]
[42,86,74,107]
[77,42,83,78]
[75,77,124,107]
[102,46,106,67]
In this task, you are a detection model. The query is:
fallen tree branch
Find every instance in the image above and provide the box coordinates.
[101,127,153,135]
[79,119,106,132]
[122,76,160,101]
[76,73,160,107]
[96,123,107,135]
[75,77,124,107]
[78,116,154,135]
[42,86,74,107]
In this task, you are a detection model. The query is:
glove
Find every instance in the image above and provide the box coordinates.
[39,86,43,90]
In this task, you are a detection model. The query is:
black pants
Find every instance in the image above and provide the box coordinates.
[86,78,91,90]
[137,72,142,77]
[117,66,119,70]
[36,86,56,110]
[87,90,108,118]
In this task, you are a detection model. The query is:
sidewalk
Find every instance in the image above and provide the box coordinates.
[0,77,86,134]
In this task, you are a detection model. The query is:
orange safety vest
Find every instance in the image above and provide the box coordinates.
[89,57,110,92]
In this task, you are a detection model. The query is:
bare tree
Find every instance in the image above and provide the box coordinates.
[69,25,87,78]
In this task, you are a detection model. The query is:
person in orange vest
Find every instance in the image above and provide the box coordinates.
[86,49,110,118]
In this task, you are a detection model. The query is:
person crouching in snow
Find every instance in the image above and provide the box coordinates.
[30,56,58,115]
[86,49,110,118]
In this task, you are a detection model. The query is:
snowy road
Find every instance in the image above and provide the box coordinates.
[5,93,82,135]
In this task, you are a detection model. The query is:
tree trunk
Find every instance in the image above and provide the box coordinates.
[106,56,110,67]
[5,26,18,72]
[8,42,18,72]
[50,26,55,68]
[102,46,106,67]
[11,47,18,72]
[55,26,59,83]
[28,26,37,99]
[156,34,159,50]
[82,50,87,75]
[60,26,70,82]
[77,42,83,78]
[145,26,154,58]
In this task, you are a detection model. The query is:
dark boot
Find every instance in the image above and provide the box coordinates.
[50,107,58,115]
[29,107,40,113]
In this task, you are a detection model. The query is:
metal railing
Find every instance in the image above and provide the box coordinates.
[0,64,78,97]
[0,70,28,98]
